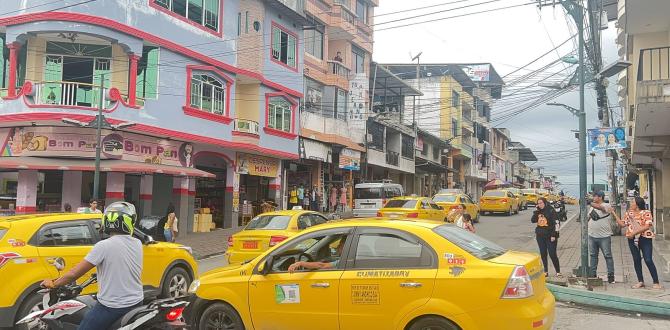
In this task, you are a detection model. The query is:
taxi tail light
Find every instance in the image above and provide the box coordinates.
[165,306,185,321]
[407,212,419,218]
[501,265,534,299]
[376,211,383,217]
[381,199,387,207]
[227,236,233,248]
[501,198,508,203]
[269,236,288,246]
[450,205,459,210]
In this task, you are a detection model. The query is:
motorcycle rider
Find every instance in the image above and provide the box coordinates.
[41,202,143,330]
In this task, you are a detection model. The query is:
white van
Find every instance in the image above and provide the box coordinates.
[353,182,404,218]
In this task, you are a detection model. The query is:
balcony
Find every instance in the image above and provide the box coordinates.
[386,151,399,166]
[330,4,357,40]
[461,115,474,133]
[266,0,307,21]
[233,119,260,136]
[325,60,351,90]
[275,0,305,13]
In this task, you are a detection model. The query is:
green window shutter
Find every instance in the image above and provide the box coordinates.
[204,0,219,31]
[137,47,159,99]
[287,35,296,68]
[272,27,281,60]
[0,34,6,89]
[43,56,63,105]
[283,106,291,132]
[92,58,111,107]
[268,103,276,128]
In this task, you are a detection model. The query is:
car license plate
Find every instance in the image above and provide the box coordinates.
[361,204,375,208]
[389,214,400,218]
[243,241,258,249]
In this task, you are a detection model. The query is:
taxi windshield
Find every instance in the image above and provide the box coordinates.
[433,225,507,260]
[384,200,418,208]
[483,190,506,197]
[521,189,535,194]
[246,215,291,230]
[433,195,457,203]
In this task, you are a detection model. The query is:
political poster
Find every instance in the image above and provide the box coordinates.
[588,127,627,152]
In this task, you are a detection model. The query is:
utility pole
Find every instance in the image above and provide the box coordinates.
[590,152,596,187]
[411,52,422,128]
[540,0,589,279]
[93,73,105,201]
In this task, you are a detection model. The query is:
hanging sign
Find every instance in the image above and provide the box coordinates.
[588,127,627,152]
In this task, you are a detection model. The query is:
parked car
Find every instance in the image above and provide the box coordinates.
[504,188,528,211]
[521,189,539,206]
[376,197,445,222]
[0,213,197,329]
[137,215,168,241]
[432,193,480,223]
[480,190,520,216]
[226,210,329,264]
[353,182,404,218]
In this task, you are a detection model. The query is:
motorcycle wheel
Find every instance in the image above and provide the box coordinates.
[15,292,48,330]
[199,302,244,330]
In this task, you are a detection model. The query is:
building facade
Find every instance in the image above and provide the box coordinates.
[616,0,670,238]
[0,0,307,232]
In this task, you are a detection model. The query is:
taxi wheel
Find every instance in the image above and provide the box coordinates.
[474,213,480,223]
[408,316,459,330]
[199,302,244,330]
[162,267,191,298]
[15,292,48,330]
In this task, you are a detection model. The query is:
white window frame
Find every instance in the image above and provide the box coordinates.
[190,73,226,116]
[154,0,220,32]
[268,97,292,132]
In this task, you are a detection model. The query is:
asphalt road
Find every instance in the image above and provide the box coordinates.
[196,205,670,329]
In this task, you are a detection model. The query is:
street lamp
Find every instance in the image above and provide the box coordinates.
[590,152,596,187]
[62,73,135,200]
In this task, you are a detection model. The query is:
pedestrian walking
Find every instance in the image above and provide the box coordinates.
[164,203,178,243]
[447,204,465,224]
[588,191,616,283]
[63,203,72,212]
[297,184,305,207]
[302,187,311,210]
[532,197,561,277]
[329,185,338,212]
[612,196,662,289]
[288,186,298,210]
[310,185,319,211]
[83,199,102,214]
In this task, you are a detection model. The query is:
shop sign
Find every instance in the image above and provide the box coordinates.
[339,148,361,171]
[236,153,279,177]
[0,127,195,167]
[302,138,331,162]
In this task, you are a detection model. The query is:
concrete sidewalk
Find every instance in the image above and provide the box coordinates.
[546,213,670,316]
[176,228,240,260]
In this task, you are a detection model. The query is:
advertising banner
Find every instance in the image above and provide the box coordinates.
[588,127,627,152]
[338,148,361,171]
[236,153,279,177]
[460,64,491,82]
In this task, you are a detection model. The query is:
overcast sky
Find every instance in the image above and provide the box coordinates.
[373,0,619,195]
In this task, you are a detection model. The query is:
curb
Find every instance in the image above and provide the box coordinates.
[195,252,227,261]
[547,283,670,317]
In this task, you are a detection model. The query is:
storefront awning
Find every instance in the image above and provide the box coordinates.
[415,160,455,173]
[0,157,215,178]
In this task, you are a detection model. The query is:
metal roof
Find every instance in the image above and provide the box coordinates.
[371,62,423,97]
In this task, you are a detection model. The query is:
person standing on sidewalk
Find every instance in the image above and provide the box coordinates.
[288,186,299,210]
[588,191,616,283]
[531,197,561,277]
[611,196,662,289]
[310,185,319,211]
[297,184,305,207]
[339,184,348,213]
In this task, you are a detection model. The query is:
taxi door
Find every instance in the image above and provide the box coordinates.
[34,219,99,294]
[248,228,352,330]
[462,196,479,219]
[339,228,438,329]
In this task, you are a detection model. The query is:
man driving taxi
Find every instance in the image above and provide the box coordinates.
[288,236,346,272]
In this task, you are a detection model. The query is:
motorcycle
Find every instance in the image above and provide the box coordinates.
[552,200,568,222]
[16,257,189,330]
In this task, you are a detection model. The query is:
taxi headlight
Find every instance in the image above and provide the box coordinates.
[188,279,200,294]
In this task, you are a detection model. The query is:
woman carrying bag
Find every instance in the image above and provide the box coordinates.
[531,197,561,278]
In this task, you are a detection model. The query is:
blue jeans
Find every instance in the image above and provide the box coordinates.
[588,236,614,277]
[164,228,173,242]
[628,237,660,284]
[78,302,139,330]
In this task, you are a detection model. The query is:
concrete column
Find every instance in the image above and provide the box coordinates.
[128,54,140,107]
[139,175,153,218]
[224,169,240,229]
[16,170,38,214]
[105,172,125,205]
[269,161,283,205]
[62,171,83,210]
[172,177,193,233]
[6,42,19,98]
[661,161,669,239]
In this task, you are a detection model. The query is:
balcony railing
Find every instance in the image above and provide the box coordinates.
[386,151,399,166]
[328,61,351,78]
[33,81,112,108]
[637,46,670,81]
[340,6,355,25]
[275,0,305,14]
[233,119,260,135]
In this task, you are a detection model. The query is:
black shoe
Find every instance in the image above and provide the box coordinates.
[608,274,615,284]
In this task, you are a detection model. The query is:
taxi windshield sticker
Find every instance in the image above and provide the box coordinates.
[275,284,300,304]
[351,284,380,305]
[444,253,466,265]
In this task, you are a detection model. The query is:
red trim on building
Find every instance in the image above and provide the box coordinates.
[188,191,196,196]
[0,13,303,98]
[184,65,234,122]
[148,0,224,38]
[232,131,260,139]
[15,206,36,213]
[0,113,299,159]
[140,194,153,200]
[6,42,20,98]
[105,191,125,198]
[264,92,298,140]
[268,184,280,190]
[172,188,190,195]
[182,106,233,124]
[270,21,299,73]
[128,54,140,107]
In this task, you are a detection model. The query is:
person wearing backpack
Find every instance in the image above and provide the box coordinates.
[588,191,616,283]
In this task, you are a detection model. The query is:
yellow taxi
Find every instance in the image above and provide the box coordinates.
[0,213,198,329]
[186,219,555,330]
[522,188,540,206]
[226,209,329,264]
[432,193,480,223]
[377,197,446,222]
[504,188,528,211]
[479,189,520,216]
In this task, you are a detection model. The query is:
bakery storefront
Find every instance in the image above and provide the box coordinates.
[235,152,282,225]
